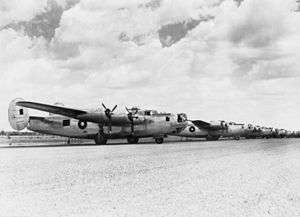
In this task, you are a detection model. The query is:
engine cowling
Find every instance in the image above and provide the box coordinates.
[8,98,29,131]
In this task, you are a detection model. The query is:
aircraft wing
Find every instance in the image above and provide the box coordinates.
[16,101,132,125]
[17,101,87,118]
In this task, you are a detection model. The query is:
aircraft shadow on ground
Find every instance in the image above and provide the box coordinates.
[0,139,209,149]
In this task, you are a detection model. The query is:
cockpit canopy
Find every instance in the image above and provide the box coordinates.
[142,110,158,116]
[177,113,187,122]
[128,107,172,116]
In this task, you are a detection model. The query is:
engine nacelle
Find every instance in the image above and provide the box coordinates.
[8,98,29,131]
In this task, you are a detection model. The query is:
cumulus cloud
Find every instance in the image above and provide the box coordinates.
[0,0,48,26]
[0,0,300,130]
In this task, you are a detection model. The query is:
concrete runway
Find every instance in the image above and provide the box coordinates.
[0,139,299,217]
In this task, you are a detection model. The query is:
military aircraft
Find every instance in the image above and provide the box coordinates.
[244,125,262,139]
[176,119,251,140]
[259,127,273,139]
[277,129,288,138]
[8,98,187,145]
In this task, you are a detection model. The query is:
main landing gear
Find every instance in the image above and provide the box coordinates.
[94,133,107,145]
[206,135,220,141]
[127,136,139,144]
[155,137,164,144]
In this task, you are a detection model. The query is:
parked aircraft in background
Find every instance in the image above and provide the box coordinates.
[175,119,297,140]
[8,98,187,145]
[259,127,273,139]
[176,119,251,140]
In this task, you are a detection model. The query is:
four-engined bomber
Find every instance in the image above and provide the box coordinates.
[8,98,187,145]
[8,98,299,144]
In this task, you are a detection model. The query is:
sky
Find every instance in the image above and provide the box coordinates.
[0,0,300,131]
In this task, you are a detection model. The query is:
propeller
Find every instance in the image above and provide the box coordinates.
[126,107,138,134]
[102,103,118,133]
[220,121,228,130]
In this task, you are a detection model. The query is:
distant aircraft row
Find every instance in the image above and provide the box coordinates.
[8,98,300,145]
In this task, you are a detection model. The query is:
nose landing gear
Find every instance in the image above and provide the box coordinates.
[155,137,164,144]
[206,135,220,141]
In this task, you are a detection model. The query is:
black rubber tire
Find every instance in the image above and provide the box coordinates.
[94,133,107,145]
[127,137,139,144]
[155,138,164,144]
[206,135,220,141]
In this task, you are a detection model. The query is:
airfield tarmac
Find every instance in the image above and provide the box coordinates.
[0,139,299,217]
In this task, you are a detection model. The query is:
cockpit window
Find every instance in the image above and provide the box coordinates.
[19,109,23,115]
[63,119,70,126]
[144,111,151,116]
[166,116,170,122]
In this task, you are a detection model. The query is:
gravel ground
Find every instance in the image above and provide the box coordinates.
[0,139,299,217]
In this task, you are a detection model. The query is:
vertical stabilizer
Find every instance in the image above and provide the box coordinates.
[8,98,29,131]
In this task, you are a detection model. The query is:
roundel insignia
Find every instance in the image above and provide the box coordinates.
[189,126,196,133]
[78,120,87,129]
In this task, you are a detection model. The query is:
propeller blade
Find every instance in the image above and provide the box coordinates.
[111,105,118,112]
[102,103,107,110]
[101,103,116,134]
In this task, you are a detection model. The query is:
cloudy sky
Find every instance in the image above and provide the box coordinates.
[0,0,300,130]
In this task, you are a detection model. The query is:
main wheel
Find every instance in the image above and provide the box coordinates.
[234,136,240,140]
[94,133,107,145]
[155,137,164,144]
[206,135,220,141]
[127,136,139,144]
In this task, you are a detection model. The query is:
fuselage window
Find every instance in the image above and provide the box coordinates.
[63,119,70,127]
[166,116,170,122]
[145,111,151,116]
[19,109,23,115]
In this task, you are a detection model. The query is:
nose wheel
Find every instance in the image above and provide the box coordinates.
[234,136,240,140]
[127,136,139,144]
[206,135,220,141]
[155,137,164,144]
